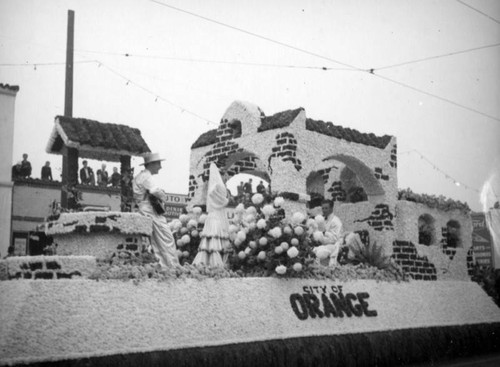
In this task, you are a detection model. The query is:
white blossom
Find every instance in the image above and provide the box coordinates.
[257,251,267,260]
[313,230,325,243]
[258,237,268,246]
[293,263,303,272]
[257,219,267,229]
[291,238,299,246]
[274,246,283,254]
[246,206,257,215]
[294,226,304,236]
[236,230,246,242]
[269,227,282,239]
[280,242,289,251]
[262,204,276,218]
[287,247,299,258]
[252,193,264,205]
[235,203,245,213]
[181,234,190,245]
[198,214,207,224]
[192,206,202,215]
[274,196,285,207]
[275,265,287,275]
[187,219,198,229]
[291,212,306,225]
[238,251,246,260]
[179,214,189,224]
[283,225,293,235]
[249,240,257,249]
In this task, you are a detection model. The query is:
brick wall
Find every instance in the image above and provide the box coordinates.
[355,204,394,231]
[188,175,198,199]
[327,181,346,202]
[374,167,389,181]
[226,156,259,177]
[390,144,397,168]
[392,241,437,280]
[268,132,302,172]
[2,255,97,280]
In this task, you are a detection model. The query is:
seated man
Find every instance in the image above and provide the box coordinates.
[41,161,53,181]
[133,153,179,267]
[96,163,109,187]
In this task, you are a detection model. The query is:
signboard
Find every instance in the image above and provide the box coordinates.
[13,237,27,256]
[163,205,186,220]
[471,213,493,267]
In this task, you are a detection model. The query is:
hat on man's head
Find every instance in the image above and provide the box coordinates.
[140,152,166,166]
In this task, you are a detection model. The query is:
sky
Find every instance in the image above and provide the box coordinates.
[1,0,499,212]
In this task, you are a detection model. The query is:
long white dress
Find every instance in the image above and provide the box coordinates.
[192,163,230,267]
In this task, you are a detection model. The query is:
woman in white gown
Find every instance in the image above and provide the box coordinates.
[192,163,230,267]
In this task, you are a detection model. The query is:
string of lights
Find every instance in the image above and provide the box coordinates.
[400,149,483,194]
[94,61,219,127]
[373,73,500,122]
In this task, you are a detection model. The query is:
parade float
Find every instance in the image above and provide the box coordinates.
[1,101,499,367]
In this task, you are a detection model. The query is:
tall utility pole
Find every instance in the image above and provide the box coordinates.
[61,10,76,208]
[64,10,74,117]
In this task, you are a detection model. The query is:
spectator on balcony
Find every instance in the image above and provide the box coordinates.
[79,160,94,185]
[110,167,121,187]
[96,163,109,187]
[41,161,53,181]
[11,161,22,179]
[20,153,32,178]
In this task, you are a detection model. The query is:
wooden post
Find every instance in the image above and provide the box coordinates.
[120,155,132,212]
[61,147,79,208]
[61,10,75,208]
[64,10,74,117]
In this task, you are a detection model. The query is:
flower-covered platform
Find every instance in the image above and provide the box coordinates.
[0,278,499,366]
[43,212,152,259]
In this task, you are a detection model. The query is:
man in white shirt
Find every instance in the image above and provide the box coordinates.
[317,200,343,266]
[322,200,343,244]
[133,153,179,267]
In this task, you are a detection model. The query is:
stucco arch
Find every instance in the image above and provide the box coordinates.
[322,154,385,203]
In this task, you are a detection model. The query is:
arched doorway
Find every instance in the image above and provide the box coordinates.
[317,154,385,205]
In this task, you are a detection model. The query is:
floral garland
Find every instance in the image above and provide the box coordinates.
[398,188,471,213]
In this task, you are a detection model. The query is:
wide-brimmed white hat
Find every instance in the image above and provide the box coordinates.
[140,152,166,165]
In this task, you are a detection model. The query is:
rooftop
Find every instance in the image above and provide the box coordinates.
[46,116,151,162]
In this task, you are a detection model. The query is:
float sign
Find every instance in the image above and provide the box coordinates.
[471,213,493,267]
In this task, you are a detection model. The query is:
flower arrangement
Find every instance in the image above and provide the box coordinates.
[165,194,405,281]
[398,188,470,213]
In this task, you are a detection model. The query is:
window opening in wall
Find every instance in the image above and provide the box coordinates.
[418,214,435,246]
[446,220,461,248]
[226,173,270,207]
[340,166,368,204]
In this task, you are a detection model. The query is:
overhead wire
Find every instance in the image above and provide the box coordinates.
[150,0,500,123]
[0,60,96,67]
[374,43,500,71]
[74,49,353,71]
[149,0,363,71]
[456,0,500,25]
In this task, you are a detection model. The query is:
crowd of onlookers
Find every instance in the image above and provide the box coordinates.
[229,178,272,206]
[11,154,124,188]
